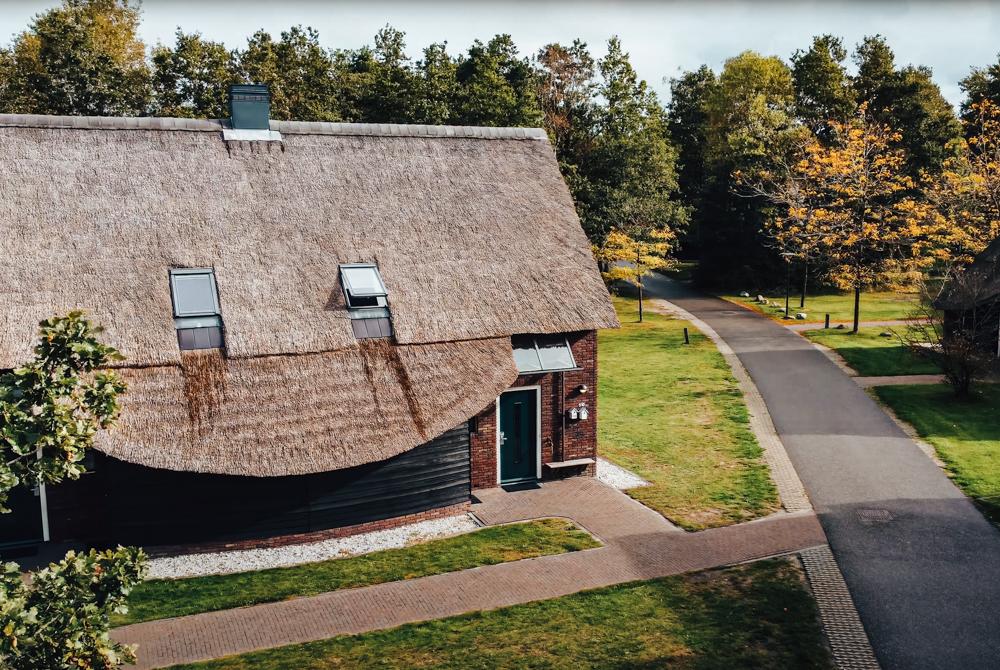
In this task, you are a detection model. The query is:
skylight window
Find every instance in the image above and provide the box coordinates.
[340,264,388,309]
[512,335,577,373]
[340,263,393,340]
[169,268,223,351]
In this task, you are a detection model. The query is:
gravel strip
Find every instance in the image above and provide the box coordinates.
[596,457,650,490]
[147,514,480,579]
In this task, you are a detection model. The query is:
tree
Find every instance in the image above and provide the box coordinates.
[596,228,675,322]
[747,107,931,332]
[696,51,804,287]
[411,42,457,125]
[578,37,687,247]
[922,100,1000,263]
[1,547,147,670]
[791,35,855,139]
[453,35,542,127]
[960,56,1000,127]
[0,0,150,116]
[233,26,338,121]
[852,35,960,176]
[0,311,125,510]
[335,26,421,124]
[536,40,596,158]
[667,65,717,254]
[151,30,234,118]
[0,312,146,670]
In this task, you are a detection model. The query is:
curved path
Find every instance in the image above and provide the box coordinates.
[647,274,1000,670]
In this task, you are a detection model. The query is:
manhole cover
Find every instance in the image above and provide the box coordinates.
[857,508,893,525]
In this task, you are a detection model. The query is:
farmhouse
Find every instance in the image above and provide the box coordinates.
[936,237,1000,358]
[0,87,617,552]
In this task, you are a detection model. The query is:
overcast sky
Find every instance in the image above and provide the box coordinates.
[2,1,999,107]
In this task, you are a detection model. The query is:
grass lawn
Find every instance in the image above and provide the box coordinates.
[116,519,598,626]
[801,327,939,376]
[720,290,919,325]
[598,296,778,530]
[169,558,833,670]
[875,384,1000,522]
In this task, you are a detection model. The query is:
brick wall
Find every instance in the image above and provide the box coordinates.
[470,330,598,489]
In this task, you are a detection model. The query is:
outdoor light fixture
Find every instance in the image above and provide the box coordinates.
[577,384,588,394]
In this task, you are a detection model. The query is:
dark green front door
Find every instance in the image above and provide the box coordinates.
[499,389,538,484]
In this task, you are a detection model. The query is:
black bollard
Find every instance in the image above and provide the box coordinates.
[825,314,830,329]
[683,327,690,344]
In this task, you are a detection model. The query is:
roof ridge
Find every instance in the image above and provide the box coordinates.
[0,113,548,140]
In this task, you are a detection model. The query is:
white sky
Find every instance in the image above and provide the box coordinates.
[2,1,999,107]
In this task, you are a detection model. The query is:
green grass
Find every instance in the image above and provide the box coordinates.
[115,519,599,626]
[169,558,833,670]
[720,290,920,324]
[598,297,779,530]
[875,384,1000,523]
[801,327,940,376]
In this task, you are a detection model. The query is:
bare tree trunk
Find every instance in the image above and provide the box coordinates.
[638,276,644,323]
[853,284,861,334]
[800,263,808,309]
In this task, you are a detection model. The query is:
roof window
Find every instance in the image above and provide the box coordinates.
[340,263,393,340]
[512,335,577,373]
[170,268,223,351]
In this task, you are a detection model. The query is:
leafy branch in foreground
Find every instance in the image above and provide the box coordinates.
[0,311,125,512]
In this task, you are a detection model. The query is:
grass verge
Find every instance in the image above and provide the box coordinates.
[801,327,939,376]
[720,290,919,324]
[115,519,599,626]
[598,296,778,530]
[168,558,833,670]
[875,384,1000,523]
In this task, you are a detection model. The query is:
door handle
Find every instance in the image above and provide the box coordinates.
[499,431,507,446]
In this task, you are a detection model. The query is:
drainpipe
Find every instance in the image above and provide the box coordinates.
[559,371,566,462]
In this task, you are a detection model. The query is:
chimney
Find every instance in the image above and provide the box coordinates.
[228,84,270,130]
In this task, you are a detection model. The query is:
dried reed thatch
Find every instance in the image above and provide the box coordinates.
[97,338,517,476]
[0,114,616,474]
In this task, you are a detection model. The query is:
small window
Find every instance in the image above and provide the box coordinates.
[512,335,577,373]
[340,264,388,309]
[340,263,393,340]
[170,269,220,317]
[170,268,223,351]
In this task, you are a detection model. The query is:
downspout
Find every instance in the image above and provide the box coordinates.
[560,371,566,463]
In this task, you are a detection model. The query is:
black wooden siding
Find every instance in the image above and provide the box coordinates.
[89,424,470,547]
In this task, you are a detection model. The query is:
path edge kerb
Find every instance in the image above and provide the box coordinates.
[649,298,812,513]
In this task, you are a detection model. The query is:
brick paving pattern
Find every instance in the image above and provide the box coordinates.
[117,478,825,669]
[801,545,881,670]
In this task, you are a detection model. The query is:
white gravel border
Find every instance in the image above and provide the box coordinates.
[146,513,480,579]
[596,457,650,490]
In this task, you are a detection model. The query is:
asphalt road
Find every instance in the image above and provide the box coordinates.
[644,275,1000,670]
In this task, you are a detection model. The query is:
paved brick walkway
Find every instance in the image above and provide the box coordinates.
[116,478,825,669]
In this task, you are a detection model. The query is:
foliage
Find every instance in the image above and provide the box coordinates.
[115,519,597,625]
[1,547,147,670]
[791,35,855,139]
[453,35,541,127]
[598,298,778,530]
[741,106,942,331]
[171,559,831,670]
[151,30,233,118]
[667,65,716,252]
[0,311,125,512]
[922,100,1000,262]
[0,0,150,116]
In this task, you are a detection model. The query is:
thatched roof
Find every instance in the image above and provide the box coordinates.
[1,114,616,475]
[936,237,1000,310]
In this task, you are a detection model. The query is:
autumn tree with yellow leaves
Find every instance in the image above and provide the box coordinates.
[744,106,940,332]
[596,226,675,322]
[922,99,1000,264]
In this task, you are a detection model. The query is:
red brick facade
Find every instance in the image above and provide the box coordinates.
[470,330,598,489]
